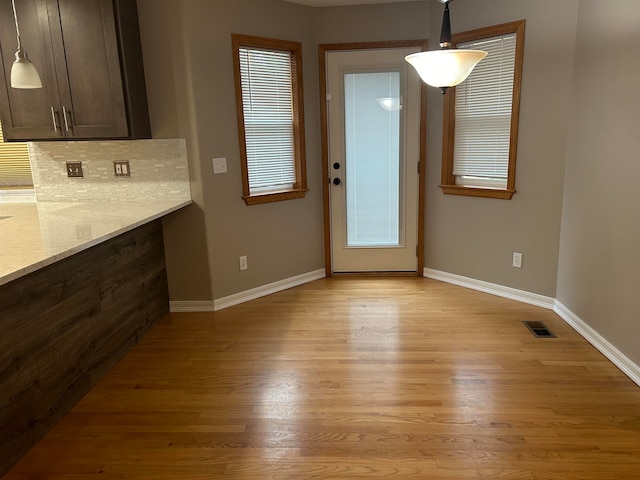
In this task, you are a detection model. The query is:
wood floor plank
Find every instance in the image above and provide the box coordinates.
[5,277,640,479]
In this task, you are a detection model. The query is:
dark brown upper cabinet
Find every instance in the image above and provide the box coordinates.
[0,0,150,141]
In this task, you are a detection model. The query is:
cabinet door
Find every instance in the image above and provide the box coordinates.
[0,0,64,140]
[49,0,128,138]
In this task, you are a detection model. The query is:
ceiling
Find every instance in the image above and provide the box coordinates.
[284,0,425,7]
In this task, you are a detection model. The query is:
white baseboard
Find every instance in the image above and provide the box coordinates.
[423,268,556,309]
[554,301,640,388]
[170,267,639,388]
[423,267,639,387]
[169,300,215,312]
[169,269,326,313]
[213,269,326,311]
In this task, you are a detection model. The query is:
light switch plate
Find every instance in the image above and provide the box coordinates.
[66,161,83,178]
[113,161,130,177]
[212,157,227,174]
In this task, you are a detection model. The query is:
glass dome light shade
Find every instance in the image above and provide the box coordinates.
[405,49,487,89]
[11,50,42,89]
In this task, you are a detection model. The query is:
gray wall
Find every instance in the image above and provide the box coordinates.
[424,0,579,298]
[137,0,430,301]
[138,0,325,301]
[137,0,580,300]
[557,0,640,366]
[314,2,430,44]
[137,0,640,371]
[138,0,212,301]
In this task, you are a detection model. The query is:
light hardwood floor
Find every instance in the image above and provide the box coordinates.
[6,277,640,479]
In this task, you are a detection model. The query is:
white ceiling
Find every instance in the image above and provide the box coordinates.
[284,0,425,7]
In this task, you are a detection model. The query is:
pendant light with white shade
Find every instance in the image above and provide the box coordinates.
[10,0,43,89]
[405,0,486,94]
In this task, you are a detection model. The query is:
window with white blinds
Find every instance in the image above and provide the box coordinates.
[453,34,516,189]
[0,123,32,187]
[440,20,525,200]
[232,35,308,205]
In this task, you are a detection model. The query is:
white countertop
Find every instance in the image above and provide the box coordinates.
[0,199,191,287]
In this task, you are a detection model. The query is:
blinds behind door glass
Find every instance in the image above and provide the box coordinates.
[239,48,296,193]
[453,34,516,181]
[0,123,32,186]
[344,71,401,247]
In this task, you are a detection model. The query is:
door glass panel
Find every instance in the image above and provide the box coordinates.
[344,71,402,247]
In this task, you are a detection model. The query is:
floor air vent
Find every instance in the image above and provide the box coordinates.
[523,321,556,338]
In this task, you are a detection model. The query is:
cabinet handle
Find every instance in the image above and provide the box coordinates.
[62,107,70,132]
[50,107,58,132]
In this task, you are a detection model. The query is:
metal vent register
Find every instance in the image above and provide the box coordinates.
[523,321,556,338]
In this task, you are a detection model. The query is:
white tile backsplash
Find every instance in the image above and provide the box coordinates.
[29,139,191,203]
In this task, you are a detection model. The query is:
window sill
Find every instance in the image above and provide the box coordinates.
[243,188,309,206]
[440,184,515,200]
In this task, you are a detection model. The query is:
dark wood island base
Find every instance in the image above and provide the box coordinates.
[0,219,169,476]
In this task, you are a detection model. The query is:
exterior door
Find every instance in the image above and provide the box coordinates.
[326,47,423,273]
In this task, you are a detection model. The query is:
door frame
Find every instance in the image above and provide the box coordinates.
[318,40,429,277]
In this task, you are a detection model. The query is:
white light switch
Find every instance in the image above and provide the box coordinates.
[212,157,227,174]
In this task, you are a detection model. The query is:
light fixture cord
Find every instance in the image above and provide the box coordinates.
[11,0,22,51]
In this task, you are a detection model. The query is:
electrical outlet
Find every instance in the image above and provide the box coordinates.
[513,252,523,268]
[113,161,130,177]
[66,161,83,178]
[239,255,248,271]
[212,157,227,174]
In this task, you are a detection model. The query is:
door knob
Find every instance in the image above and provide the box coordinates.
[333,177,341,186]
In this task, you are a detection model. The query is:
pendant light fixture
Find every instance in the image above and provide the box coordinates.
[10,0,42,89]
[405,0,486,94]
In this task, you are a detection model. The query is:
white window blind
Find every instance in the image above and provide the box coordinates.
[0,123,32,187]
[453,34,516,188]
[239,47,296,194]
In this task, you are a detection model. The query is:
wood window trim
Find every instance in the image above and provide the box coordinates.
[440,20,525,200]
[232,34,308,206]
[242,189,308,206]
